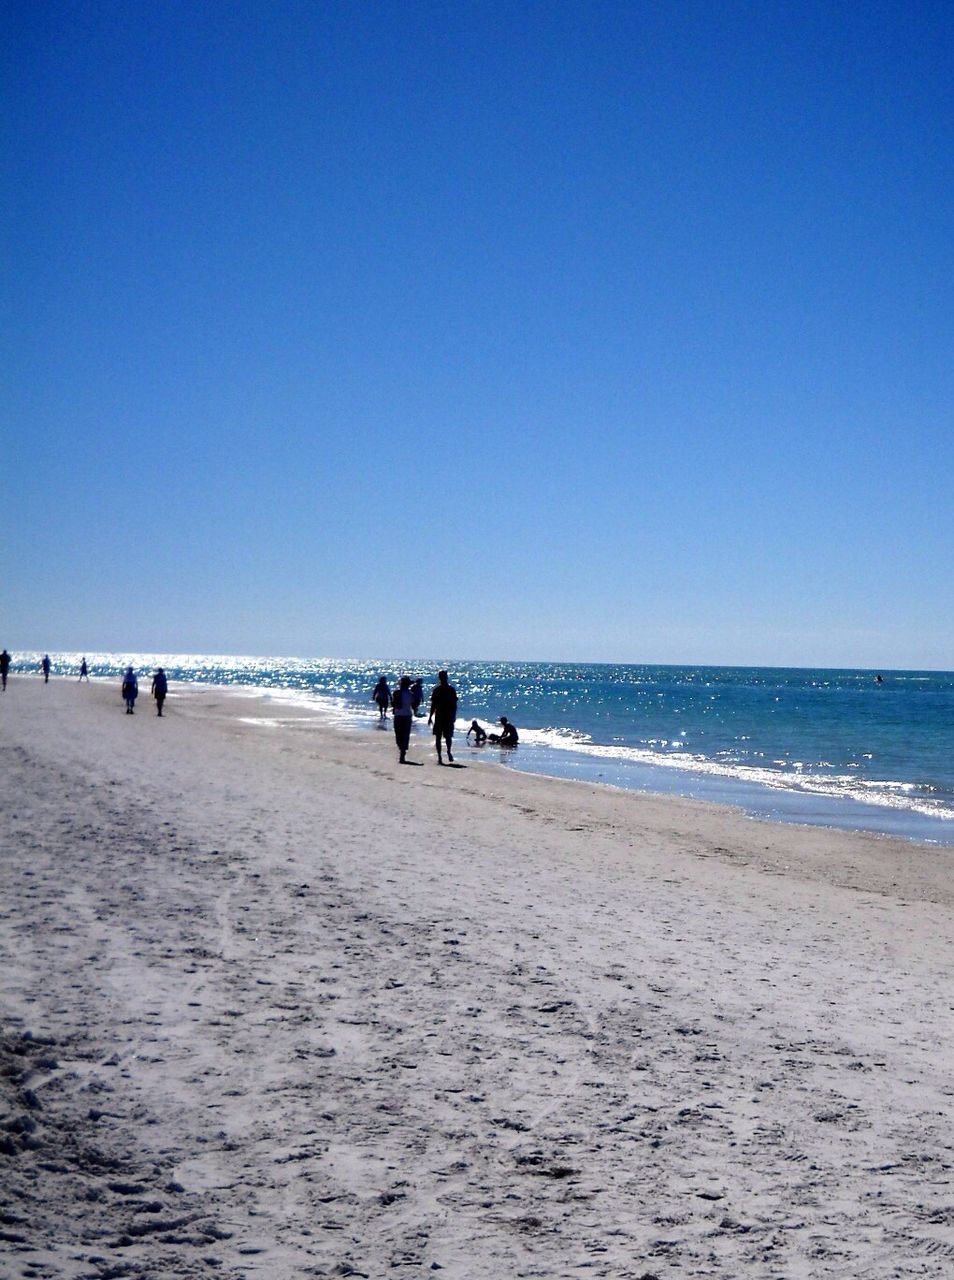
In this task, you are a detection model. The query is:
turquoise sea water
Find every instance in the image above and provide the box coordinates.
[14,653,954,845]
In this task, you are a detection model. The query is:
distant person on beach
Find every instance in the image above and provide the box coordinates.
[489,716,518,746]
[410,678,424,715]
[79,658,89,681]
[151,667,168,716]
[372,676,390,720]
[428,670,458,765]
[40,655,51,683]
[0,649,10,691]
[391,675,415,763]
[121,667,138,714]
[466,719,487,744]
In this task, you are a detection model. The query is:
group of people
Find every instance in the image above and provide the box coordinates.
[466,715,518,746]
[1,650,58,689]
[372,675,426,720]
[3,653,515,752]
[0,651,168,717]
[373,671,518,765]
[121,666,168,715]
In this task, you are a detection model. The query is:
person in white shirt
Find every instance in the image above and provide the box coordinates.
[391,675,415,764]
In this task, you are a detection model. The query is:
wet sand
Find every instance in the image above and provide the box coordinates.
[2,676,953,1278]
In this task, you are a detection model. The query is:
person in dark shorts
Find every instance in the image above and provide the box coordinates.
[428,670,458,764]
[391,675,415,763]
[0,649,10,691]
[151,667,168,716]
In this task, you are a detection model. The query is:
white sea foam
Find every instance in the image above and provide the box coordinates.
[510,725,954,821]
[18,652,954,833]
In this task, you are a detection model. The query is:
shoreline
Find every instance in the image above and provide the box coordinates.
[14,665,954,848]
[237,680,954,852]
[133,672,954,850]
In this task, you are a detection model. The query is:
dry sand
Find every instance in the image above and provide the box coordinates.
[1,676,953,1279]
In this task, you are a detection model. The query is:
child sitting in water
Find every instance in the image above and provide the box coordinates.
[466,719,487,744]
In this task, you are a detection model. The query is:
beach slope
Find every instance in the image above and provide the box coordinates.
[2,678,953,1278]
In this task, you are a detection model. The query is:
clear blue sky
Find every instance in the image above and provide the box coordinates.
[4,0,953,667]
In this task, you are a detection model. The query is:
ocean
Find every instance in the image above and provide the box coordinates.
[15,653,954,846]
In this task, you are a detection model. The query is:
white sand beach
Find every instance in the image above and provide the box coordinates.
[2,677,953,1279]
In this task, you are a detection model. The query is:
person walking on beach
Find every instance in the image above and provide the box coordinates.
[372,676,390,721]
[428,669,458,765]
[391,675,415,763]
[79,658,89,681]
[0,649,10,691]
[40,654,51,683]
[121,666,138,714]
[151,667,168,716]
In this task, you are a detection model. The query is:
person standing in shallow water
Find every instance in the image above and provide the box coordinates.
[121,666,138,713]
[428,670,458,765]
[410,679,424,715]
[40,654,51,683]
[79,658,89,681]
[0,649,10,691]
[372,676,390,721]
[391,675,415,763]
[151,667,168,716]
